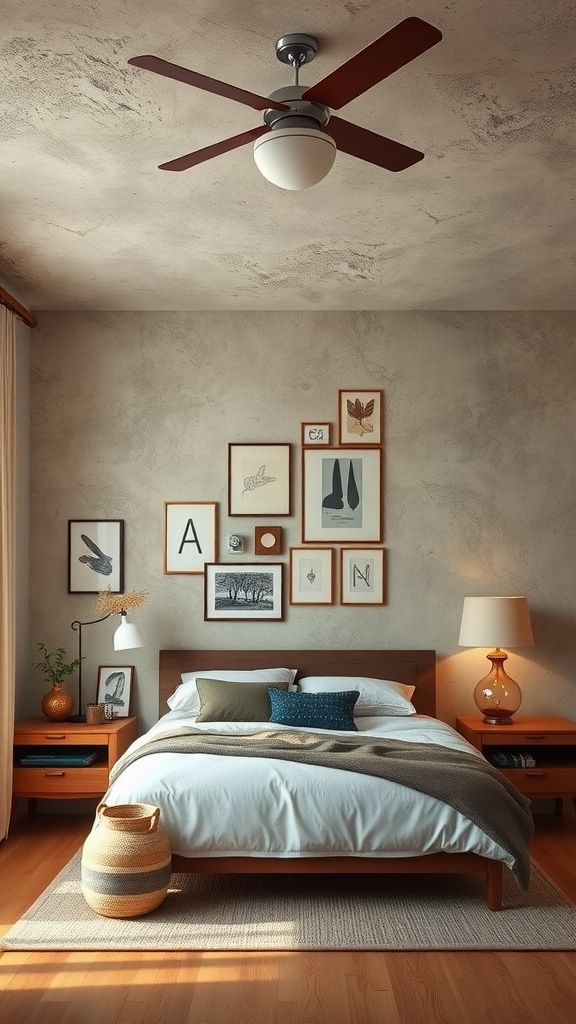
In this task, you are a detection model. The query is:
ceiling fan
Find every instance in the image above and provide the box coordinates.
[128,16,442,190]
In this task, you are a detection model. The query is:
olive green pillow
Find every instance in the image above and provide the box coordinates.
[194,677,290,723]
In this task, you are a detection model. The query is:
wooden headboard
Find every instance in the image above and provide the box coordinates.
[159,650,436,717]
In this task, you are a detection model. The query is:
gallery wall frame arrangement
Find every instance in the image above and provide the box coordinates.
[68,520,124,593]
[301,422,332,447]
[302,447,382,543]
[163,501,218,574]
[204,562,284,621]
[338,389,382,446]
[96,665,133,717]
[254,526,283,556]
[289,546,335,605]
[340,547,385,605]
[228,443,291,516]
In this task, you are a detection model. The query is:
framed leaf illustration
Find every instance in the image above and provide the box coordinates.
[338,389,382,446]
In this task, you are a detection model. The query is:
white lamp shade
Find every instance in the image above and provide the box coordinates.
[113,614,145,651]
[458,596,534,648]
[253,127,337,190]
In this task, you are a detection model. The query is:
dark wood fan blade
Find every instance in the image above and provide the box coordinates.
[159,126,269,171]
[302,18,442,109]
[128,55,289,112]
[326,116,424,172]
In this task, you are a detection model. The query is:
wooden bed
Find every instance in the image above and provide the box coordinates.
[159,648,504,910]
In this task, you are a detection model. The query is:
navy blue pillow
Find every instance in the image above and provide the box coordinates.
[268,688,359,731]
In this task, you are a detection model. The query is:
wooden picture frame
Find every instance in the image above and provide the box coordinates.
[204,562,284,621]
[163,501,218,574]
[289,547,335,605]
[96,665,134,717]
[301,422,332,447]
[338,389,382,446]
[340,548,385,605]
[68,519,124,593]
[228,443,291,516]
[254,526,283,556]
[302,447,382,543]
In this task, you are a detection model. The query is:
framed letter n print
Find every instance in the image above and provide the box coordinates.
[164,502,218,574]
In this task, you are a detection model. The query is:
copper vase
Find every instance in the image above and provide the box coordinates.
[41,680,73,721]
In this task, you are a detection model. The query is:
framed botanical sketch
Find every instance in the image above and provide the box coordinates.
[301,422,332,447]
[96,665,134,717]
[204,562,284,621]
[340,548,385,605]
[290,547,335,605]
[302,448,382,543]
[164,501,218,574]
[338,389,382,446]
[68,519,124,593]
[254,525,283,555]
[228,443,291,516]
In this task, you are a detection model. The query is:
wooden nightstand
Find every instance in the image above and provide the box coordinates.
[456,716,576,814]
[12,716,138,814]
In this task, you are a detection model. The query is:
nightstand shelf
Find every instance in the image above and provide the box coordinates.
[456,716,576,813]
[12,716,138,814]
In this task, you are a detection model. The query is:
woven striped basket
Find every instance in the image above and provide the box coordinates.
[81,803,172,918]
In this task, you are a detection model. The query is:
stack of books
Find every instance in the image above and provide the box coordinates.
[487,749,537,768]
[19,750,99,768]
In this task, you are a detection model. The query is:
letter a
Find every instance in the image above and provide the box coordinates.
[178,519,202,555]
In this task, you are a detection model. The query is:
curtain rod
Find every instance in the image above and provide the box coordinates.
[0,285,38,329]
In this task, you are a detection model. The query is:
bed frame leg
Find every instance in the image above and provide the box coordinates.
[485,861,503,910]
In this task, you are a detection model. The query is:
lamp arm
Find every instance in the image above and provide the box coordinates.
[70,613,112,718]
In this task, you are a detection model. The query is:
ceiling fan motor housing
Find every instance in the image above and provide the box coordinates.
[262,87,330,131]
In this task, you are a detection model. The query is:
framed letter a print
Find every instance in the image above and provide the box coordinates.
[164,502,218,574]
[302,448,382,543]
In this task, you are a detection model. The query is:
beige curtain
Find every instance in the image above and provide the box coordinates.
[0,305,17,839]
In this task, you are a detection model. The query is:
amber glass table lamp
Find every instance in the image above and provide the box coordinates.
[458,596,534,725]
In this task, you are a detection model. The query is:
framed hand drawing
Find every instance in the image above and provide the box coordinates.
[289,547,335,605]
[204,563,284,620]
[302,448,382,543]
[68,520,124,593]
[301,422,332,447]
[164,501,218,574]
[228,444,291,516]
[340,548,385,605]
[96,665,133,717]
[338,389,382,446]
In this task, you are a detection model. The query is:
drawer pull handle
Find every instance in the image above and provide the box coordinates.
[44,771,65,777]
[524,771,545,777]
[524,734,546,740]
[44,734,66,740]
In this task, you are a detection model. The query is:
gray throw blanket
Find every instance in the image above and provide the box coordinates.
[109,727,534,888]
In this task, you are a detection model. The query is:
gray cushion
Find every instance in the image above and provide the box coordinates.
[195,677,290,723]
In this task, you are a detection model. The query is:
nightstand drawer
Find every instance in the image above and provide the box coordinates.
[13,765,110,796]
[481,732,575,747]
[15,729,110,747]
[499,766,576,795]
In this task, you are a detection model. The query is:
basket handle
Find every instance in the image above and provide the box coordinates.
[149,807,160,832]
[96,803,108,819]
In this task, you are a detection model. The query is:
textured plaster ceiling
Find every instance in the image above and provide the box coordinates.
[1,1,575,311]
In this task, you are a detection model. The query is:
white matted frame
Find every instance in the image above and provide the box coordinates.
[301,422,332,447]
[96,665,134,717]
[290,547,334,605]
[302,447,382,543]
[164,501,218,574]
[341,548,385,605]
[338,389,382,446]
[205,562,284,621]
[228,443,291,516]
[68,519,124,593]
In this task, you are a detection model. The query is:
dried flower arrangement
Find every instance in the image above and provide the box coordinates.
[94,589,148,617]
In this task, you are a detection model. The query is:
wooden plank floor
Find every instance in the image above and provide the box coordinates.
[1,812,576,1024]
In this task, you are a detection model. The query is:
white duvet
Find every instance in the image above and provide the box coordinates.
[99,712,515,871]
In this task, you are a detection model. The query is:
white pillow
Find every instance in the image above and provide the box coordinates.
[167,667,298,713]
[297,676,416,717]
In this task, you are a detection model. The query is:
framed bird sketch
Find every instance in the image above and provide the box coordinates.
[96,665,133,717]
[228,444,291,516]
[68,519,124,593]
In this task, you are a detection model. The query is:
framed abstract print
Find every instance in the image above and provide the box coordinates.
[96,665,133,717]
[68,519,124,593]
[340,548,385,605]
[289,547,335,605]
[302,448,382,543]
[338,389,382,446]
[228,443,291,516]
[301,422,332,447]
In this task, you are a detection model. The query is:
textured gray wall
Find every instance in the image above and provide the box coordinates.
[28,311,576,732]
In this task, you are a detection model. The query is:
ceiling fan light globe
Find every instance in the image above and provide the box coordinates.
[253,128,336,190]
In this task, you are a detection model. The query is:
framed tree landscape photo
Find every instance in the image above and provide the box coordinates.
[338,389,382,446]
[302,448,382,543]
[68,519,124,593]
[228,443,291,516]
[164,501,218,574]
[204,563,284,621]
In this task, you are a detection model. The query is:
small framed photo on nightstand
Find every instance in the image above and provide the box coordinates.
[96,665,133,718]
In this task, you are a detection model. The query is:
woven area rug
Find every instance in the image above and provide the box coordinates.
[2,853,575,951]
